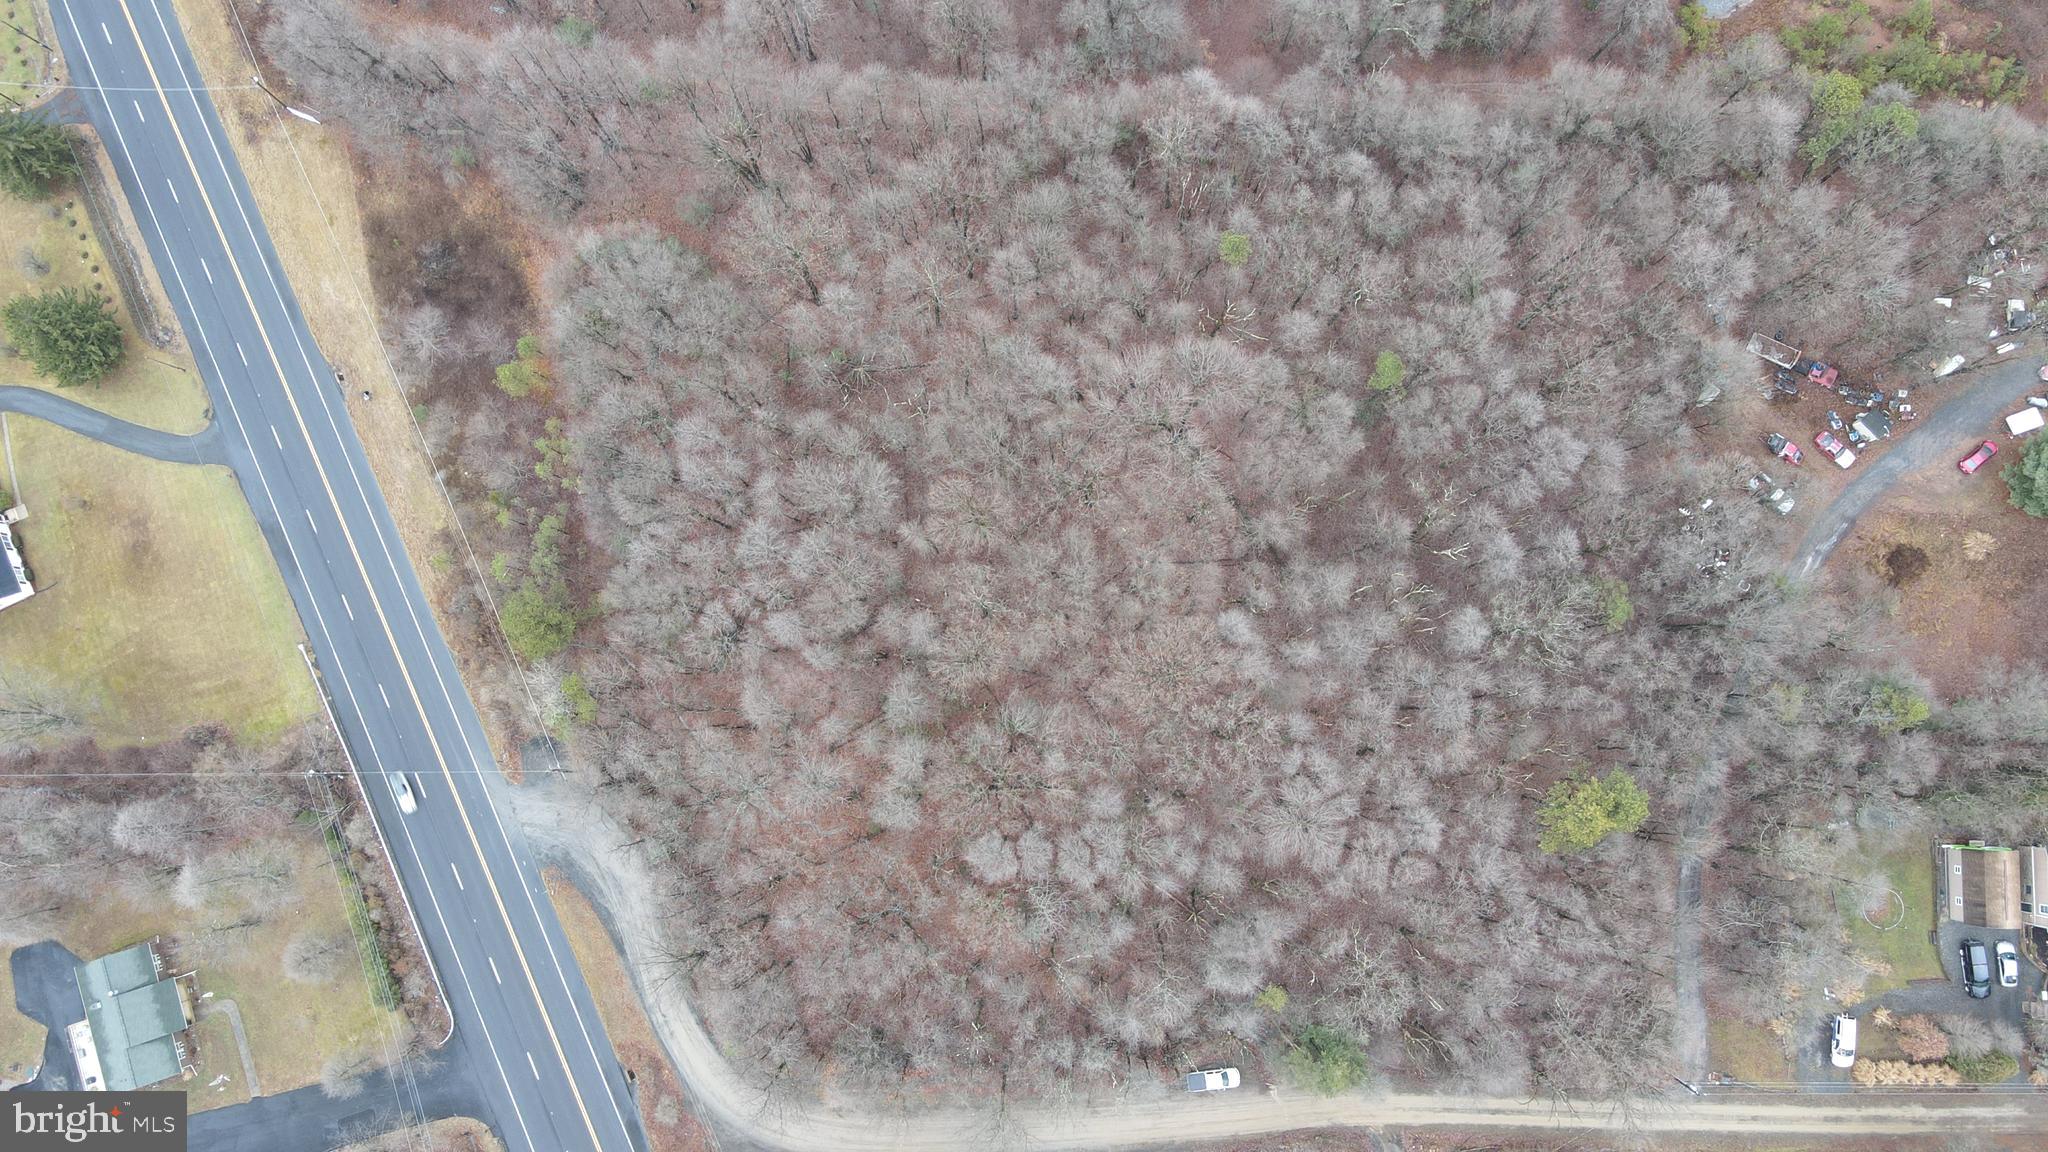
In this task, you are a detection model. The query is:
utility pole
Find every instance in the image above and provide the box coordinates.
[0,15,48,51]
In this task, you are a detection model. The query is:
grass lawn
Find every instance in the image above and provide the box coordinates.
[0,961,45,1086]
[0,181,210,435]
[0,418,315,745]
[0,1,48,92]
[543,870,706,1152]
[1707,1016,1792,1084]
[1842,843,1942,995]
[50,839,405,1110]
[185,1012,252,1109]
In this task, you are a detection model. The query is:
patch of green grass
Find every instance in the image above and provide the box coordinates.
[183,1013,252,1111]
[0,188,209,434]
[0,418,316,745]
[41,840,403,1104]
[0,961,45,1086]
[1843,844,1942,994]
[1708,1016,1791,1083]
[0,4,48,92]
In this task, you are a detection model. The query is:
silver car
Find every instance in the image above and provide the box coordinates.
[387,771,418,815]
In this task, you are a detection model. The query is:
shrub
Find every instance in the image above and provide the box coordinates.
[561,672,598,726]
[1948,1051,2019,1083]
[1676,3,1716,53]
[1285,1025,1366,1095]
[1893,1014,1948,1062]
[1852,1059,1960,1086]
[1862,680,1930,733]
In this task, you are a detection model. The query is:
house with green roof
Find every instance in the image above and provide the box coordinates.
[73,940,194,1091]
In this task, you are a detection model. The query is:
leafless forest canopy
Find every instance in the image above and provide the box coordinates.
[263,0,2048,1101]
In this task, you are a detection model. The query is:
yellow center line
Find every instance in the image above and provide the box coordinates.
[108,2,606,1146]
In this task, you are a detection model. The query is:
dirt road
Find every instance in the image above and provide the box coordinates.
[500,776,2046,1151]
[1789,355,2045,580]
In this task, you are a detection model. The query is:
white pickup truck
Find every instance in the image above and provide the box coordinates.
[1184,1067,1241,1093]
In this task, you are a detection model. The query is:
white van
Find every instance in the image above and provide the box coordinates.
[1829,1015,1857,1069]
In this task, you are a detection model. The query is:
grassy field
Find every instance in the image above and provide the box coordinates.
[1843,843,1943,994]
[49,839,405,1109]
[1707,1016,1793,1084]
[1,1,48,92]
[0,418,315,745]
[543,870,707,1152]
[0,961,44,1086]
[0,177,210,435]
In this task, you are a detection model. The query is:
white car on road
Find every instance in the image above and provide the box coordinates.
[1184,1067,1240,1093]
[387,771,418,815]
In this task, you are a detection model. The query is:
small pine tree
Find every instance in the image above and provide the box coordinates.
[2006,434,2048,517]
[2,287,125,386]
[1284,1025,1367,1095]
[1218,231,1252,267]
[1537,770,1650,853]
[0,114,79,200]
[1367,350,1406,397]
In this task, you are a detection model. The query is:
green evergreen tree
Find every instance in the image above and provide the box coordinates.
[2,287,125,387]
[2006,434,2048,517]
[0,114,79,199]
[1537,770,1649,853]
[1284,1025,1367,1095]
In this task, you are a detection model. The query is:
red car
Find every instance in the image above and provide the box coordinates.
[1814,430,1847,457]
[1959,440,1998,474]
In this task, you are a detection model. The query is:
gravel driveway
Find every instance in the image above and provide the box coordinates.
[1789,355,2046,580]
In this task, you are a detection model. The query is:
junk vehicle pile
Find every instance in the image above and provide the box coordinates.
[1749,331,1915,477]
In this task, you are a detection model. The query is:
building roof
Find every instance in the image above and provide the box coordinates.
[0,521,22,603]
[1854,409,1894,439]
[0,519,32,611]
[1942,843,2021,930]
[2022,845,2048,930]
[74,942,189,1091]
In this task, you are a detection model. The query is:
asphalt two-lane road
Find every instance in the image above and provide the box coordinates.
[45,3,645,1149]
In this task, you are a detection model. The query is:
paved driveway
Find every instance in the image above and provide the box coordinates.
[5,941,84,1093]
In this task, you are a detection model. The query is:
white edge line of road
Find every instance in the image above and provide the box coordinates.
[297,643,455,1047]
[49,4,540,1146]
[145,1,638,1144]
[294,643,432,1123]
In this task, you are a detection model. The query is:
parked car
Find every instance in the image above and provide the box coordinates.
[1829,1015,1858,1069]
[1827,410,1846,432]
[387,771,418,815]
[1184,1067,1241,1093]
[1959,440,1999,474]
[1764,432,1803,465]
[1815,430,1845,456]
[1961,939,1993,999]
[1997,941,2020,989]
